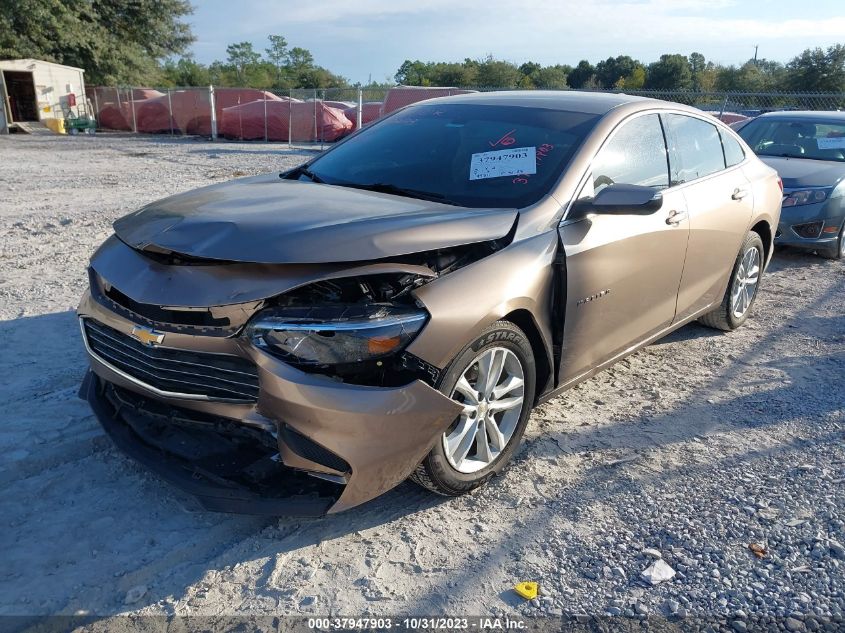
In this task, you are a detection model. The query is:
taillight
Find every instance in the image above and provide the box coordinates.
[777,177,783,193]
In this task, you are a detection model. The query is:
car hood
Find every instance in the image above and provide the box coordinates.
[113,174,518,264]
[758,156,845,189]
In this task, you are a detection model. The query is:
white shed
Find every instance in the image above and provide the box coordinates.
[0,58,87,124]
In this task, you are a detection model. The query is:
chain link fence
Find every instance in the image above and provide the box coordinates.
[88,86,845,145]
[605,89,845,116]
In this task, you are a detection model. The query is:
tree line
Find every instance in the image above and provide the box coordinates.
[161,36,349,89]
[396,47,845,93]
[1,0,843,92]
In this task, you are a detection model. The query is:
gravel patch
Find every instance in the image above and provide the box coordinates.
[0,134,843,628]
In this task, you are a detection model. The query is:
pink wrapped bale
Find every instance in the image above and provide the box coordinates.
[711,112,749,125]
[132,89,286,135]
[343,102,383,130]
[380,86,476,115]
[220,100,353,142]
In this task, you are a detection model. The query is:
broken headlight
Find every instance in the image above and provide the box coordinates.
[246,304,428,367]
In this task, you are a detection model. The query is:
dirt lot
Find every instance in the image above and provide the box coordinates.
[1,134,844,628]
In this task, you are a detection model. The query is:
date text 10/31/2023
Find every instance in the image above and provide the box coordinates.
[306,616,528,630]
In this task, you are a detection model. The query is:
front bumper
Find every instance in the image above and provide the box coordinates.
[775,200,844,250]
[78,291,462,515]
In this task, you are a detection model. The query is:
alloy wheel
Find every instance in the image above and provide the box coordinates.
[731,246,761,319]
[442,347,525,474]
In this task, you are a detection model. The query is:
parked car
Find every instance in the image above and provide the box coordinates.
[736,111,845,259]
[78,91,782,515]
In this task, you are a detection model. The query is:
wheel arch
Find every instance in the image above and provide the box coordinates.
[750,219,773,266]
[502,308,553,405]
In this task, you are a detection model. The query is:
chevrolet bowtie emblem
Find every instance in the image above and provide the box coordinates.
[130,325,165,347]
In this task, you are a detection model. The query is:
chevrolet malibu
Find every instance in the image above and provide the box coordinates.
[78,92,782,515]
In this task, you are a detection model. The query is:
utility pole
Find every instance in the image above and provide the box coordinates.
[753,45,759,64]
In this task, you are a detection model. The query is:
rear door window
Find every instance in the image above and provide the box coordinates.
[720,130,745,167]
[591,114,669,191]
[662,114,727,184]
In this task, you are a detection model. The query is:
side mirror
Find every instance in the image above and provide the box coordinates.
[573,183,664,215]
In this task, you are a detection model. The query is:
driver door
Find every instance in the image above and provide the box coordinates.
[557,113,690,384]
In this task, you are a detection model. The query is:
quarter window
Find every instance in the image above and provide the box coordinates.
[592,114,669,191]
[720,129,745,167]
[662,114,727,184]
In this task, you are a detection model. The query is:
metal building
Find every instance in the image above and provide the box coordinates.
[0,58,87,131]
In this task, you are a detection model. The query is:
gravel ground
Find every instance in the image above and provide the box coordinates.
[1,134,844,631]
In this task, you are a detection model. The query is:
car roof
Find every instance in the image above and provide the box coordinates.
[421,90,660,115]
[755,110,845,121]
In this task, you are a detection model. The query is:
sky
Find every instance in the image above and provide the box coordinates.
[188,0,845,84]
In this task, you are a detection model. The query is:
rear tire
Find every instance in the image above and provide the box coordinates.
[699,231,765,331]
[410,320,536,496]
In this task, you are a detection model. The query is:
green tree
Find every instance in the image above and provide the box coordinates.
[785,45,845,92]
[0,0,194,84]
[688,52,707,90]
[395,59,427,84]
[265,35,289,67]
[696,64,718,92]
[645,54,693,89]
[287,47,315,73]
[475,57,522,88]
[265,34,291,86]
[616,66,646,89]
[595,56,643,89]
[518,61,542,77]
[529,65,570,89]
[428,62,477,86]
[162,57,210,86]
[567,60,595,89]
[716,59,786,92]
[226,41,261,84]
[297,66,348,89]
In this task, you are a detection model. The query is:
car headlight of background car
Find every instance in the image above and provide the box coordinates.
[246,304,428,367]
[782,188,830,207]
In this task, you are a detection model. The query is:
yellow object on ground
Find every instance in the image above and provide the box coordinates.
[513,581,539,600]
[44,118,66,135]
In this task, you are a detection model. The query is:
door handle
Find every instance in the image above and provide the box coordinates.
[732,188,749,200]
[665,210,687,226]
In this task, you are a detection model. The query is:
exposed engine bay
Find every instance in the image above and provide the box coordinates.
[88,233,513,389]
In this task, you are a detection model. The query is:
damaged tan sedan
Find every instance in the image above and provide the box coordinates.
[78,92,782,515]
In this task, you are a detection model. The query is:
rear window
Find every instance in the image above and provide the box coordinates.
[737,117,845,162]
[306,103,601,208]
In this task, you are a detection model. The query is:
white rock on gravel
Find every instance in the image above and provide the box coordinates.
[640,559,676,585]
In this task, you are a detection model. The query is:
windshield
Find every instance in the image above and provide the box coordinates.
[301,103,601,208]
[738,117,845,162]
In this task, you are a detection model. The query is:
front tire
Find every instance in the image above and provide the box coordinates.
[699,231,765,331]
[411,321,536,496]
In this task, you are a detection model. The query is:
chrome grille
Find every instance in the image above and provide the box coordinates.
[82,319,259,401]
